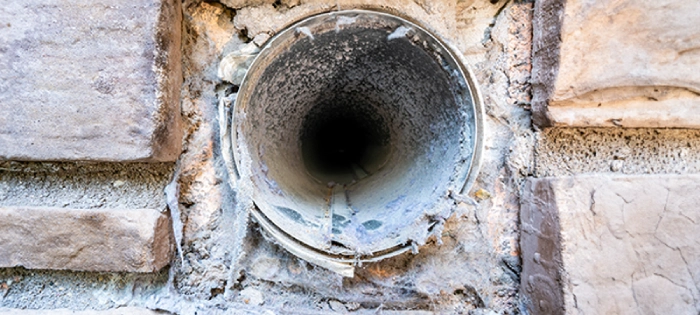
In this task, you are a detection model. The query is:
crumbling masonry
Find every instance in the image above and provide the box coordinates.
[0,0,698,314]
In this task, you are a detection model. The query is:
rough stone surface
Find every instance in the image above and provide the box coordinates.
[0,162,173,210]
[535,128,700,177]
[0,308,167,315]
[0,207,172,273]
[0,0,183,162]
[0,267,168,310]
[521,175,700,314]
[1,0,535,313]
[0,1,698,314]
[532,0,700,128]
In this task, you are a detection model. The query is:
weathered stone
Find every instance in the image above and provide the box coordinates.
[0,308,167,315]
[0,207,172,272]
[521,174,700,314]
[532,0,700,128]
[0,0,182,162]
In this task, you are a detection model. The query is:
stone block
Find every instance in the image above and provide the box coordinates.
[0,308,166,315]
[521,174,700,314]
[0,207,172,273]
[532,0,700,128]
[0,0,182,162]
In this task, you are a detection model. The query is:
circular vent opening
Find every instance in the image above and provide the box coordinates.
[228,10,482,271]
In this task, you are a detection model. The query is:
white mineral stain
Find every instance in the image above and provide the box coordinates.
[296,26,314,40]
[218,42,260,85]
[388,25,411,40]
[335,15,357,33]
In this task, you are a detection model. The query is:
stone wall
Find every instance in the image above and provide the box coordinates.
[532,0,700,129]
[522,175,700,314]
[522,0,700,314]
[0,0,698,314]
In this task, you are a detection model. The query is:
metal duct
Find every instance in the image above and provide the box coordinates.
[227,10,483,276]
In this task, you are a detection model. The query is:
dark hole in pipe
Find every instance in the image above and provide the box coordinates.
[301,99,391,184]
